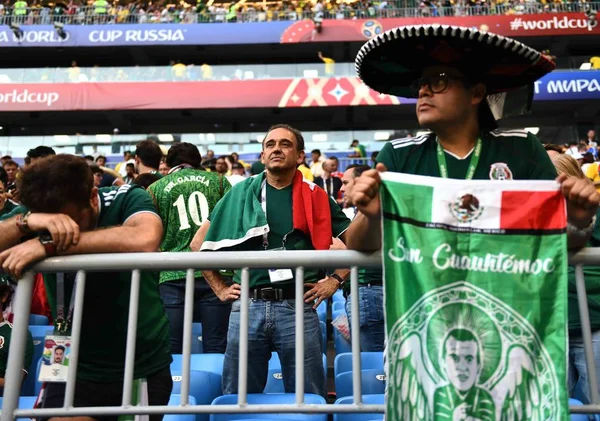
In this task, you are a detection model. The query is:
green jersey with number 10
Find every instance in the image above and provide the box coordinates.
[147,167,232,283]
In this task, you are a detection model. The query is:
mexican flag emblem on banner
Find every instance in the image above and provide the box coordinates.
[381,172,569,421]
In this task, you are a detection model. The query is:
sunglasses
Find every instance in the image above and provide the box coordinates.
[410,73,472,96]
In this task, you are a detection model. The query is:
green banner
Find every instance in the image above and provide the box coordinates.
[381,172,569,421]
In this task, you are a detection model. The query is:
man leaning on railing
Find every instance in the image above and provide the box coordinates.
[190,123,351,397]
[0,154,173,421]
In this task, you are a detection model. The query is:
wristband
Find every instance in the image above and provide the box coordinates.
[16,211,33,234]
[330,273,346,290]
[38,232,57,257]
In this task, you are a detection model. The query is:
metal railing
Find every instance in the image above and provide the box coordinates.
[0,248,599,419]
[1,2,597,25]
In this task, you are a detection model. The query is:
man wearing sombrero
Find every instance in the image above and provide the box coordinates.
[345,24,600,250]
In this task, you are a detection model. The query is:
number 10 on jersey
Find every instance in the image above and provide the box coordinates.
[173,192,210,230]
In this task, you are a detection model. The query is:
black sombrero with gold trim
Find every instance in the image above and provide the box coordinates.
[355,24,556,99]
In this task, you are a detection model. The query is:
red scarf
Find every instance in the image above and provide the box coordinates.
[291,170,333,250]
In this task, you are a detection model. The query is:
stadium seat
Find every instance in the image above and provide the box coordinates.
[569,398,596,421]
[210,393,327,421]
[332,291,345,303]
[333,394,384,421]
[332,301,345,313]
[29,315,49,325]
[164,394,198,421]
[171,370,222,421]
[264,353,327,394]
[334,369,386,399]
[316,301,327,324]
[192,323,204,354]
[319,321,326,354]
[22,326,53,396]
[334,353,384,377]
[0,396,38,418]
[171,354,224,375]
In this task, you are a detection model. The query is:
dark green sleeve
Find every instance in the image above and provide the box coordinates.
[23,331,34,376]
[376,142,400,172]
[0,205,27,222]
[120,185,160,222]
[328,197,351,237]
[527,133,557,180]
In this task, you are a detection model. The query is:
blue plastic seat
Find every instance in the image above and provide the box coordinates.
[164,394,198,421]
[334,353,384,377]
[332,301,345,313]
[264,353,327,394]
[171,354,224,375]
[335,370,386,399]
[29,315,49,326]
[210,393,327,421]
[319,321,327,354]
[332,291,345,303]
[191,323,204,354]
[22,326,53,396]
[333,394,384,421]
[0,396,38,420]
[316,301,327,324]
[171,370,221,421]
[569,398,594,421]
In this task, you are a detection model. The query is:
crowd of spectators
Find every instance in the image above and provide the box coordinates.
[0,0,594,26]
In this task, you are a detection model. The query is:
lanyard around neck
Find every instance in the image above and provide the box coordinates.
[436,137,482,180]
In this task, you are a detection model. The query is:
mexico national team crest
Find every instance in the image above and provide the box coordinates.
[449,194,483,223]
[0,335,4,349]
[489,163,513,180]
[387,281,561,421]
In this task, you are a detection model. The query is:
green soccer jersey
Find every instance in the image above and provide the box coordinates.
[568,206,600,333]
[376,130,557,180]
[0,320,34,380]
[224,183,351,288]
[147,168,232,283]
[0,204,26,222]
[43,185,171,383]
[0,201,17,219]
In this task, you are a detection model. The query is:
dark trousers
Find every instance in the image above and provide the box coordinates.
[159,278,232,354]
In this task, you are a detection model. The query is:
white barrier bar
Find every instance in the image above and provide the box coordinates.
[180,268,196,406]
[0,272,35,421]
[237,268,250,405]
[121,269,141,406]
[349,266,362,404]
[294,267,305,405]
[63,270,87,408]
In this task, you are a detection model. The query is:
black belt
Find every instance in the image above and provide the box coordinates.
[250,285,301,301]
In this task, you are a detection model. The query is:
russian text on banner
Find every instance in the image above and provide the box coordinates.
[381,172,568,421]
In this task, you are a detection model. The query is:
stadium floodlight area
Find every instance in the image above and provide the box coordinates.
[2,249,600,419]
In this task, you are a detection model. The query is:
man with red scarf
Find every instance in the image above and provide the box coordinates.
[192,124,351,397]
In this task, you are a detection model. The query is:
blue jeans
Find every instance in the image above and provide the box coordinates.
[222,299,325,396]
[569,330,600,405]
[345,285,385,352]
[159,278,232,354]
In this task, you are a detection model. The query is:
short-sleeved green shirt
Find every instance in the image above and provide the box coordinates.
[568,206,600,333]
[147,168,231,283]
[0,204,26,222]
[0,320,34,380]
[0,201,18,219]
[376,130,557,180]
[43,185,171,383]
[225,183,351,288]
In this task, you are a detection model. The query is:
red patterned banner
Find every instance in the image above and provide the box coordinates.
[281,12,598,43]
[0,78,410,112]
